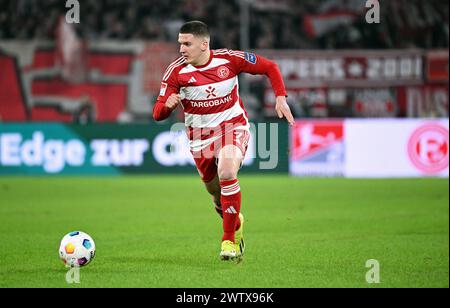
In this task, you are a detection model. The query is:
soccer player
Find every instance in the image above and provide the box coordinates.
[153,21,294,261]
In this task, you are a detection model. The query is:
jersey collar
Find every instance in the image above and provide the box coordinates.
[193,50,213,69]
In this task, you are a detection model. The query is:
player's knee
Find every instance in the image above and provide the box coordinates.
[218,169,237,181]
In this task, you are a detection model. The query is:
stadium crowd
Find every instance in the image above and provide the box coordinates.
[0,0,448,49]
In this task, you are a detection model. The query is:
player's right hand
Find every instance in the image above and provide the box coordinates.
[165,94,181,109]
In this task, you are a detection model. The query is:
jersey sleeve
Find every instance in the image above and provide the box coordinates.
[228,50,287,97]
[152,62,181,121]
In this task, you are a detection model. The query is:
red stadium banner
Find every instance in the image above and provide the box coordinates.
[0,41,139,122]
[258,49,448,118]
[0,53,28,121]
[259,49,424,87]
[426,50,449,83]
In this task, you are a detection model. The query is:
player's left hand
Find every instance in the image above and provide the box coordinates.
[275,96,295,126]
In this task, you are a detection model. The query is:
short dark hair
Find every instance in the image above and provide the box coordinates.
[179,21,210,38]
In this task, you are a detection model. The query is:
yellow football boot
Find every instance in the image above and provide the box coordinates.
[220,240,237,261]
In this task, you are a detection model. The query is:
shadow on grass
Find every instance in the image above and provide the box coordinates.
[83,254,245,274]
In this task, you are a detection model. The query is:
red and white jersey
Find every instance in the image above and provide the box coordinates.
[153,49,287,152]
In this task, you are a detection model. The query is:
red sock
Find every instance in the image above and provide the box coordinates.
[220,179,241,243]
[214,199,241,231]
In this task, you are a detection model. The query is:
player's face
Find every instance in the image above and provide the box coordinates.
[178,33,208,65]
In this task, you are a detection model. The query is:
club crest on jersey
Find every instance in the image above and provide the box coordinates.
[244,52,257,64]
[217,66,230,79]
[159,82,168,96]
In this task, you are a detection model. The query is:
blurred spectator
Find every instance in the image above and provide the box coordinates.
[0,0,448,50]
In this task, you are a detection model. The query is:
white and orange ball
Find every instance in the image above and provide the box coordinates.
[59,231,96,267]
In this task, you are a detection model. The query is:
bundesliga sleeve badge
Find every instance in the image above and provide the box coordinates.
[244,52,257,64]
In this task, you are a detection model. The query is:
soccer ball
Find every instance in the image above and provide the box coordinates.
[59,231,96,267]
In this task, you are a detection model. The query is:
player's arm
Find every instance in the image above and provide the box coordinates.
[231,51,294,125]
[152,69,181,121]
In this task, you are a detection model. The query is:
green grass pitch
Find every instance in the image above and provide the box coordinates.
[0,176,448,288]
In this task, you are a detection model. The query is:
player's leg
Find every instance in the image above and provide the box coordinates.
[204,175,242,229]
[204,175,223,218]
[217,144,244,260]
[202,160,244,261]
[194,130,248,260]
[192,151,235,222]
